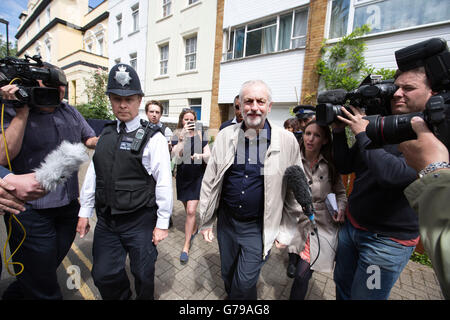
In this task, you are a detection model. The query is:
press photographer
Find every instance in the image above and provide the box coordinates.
[365,38,450,149]
[329,41,438,299]
[0,56,97,299]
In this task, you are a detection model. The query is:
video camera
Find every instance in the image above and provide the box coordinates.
[316,74,397,126]
[0,54,67,108]
[365,38,450,149]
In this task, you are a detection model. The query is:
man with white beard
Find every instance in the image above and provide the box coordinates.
[198,80,304,299]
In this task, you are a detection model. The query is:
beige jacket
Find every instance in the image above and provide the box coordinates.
[198,120,303,259]
[278,150,347,272]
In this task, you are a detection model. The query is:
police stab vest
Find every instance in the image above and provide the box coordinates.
[93,120,162,215]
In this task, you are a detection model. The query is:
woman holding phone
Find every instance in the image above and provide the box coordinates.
[171,108,210,263]
[277,121,347,299]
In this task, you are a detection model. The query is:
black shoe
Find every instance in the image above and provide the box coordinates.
[287,263,296,278]
[287,253,299,278]
[169,217,173,229]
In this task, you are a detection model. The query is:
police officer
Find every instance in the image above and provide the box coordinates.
[77,64,173,300]
[293,104,316,133]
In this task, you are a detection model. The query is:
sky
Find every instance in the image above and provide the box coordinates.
[0,0,104,47]
[0,0,28,45]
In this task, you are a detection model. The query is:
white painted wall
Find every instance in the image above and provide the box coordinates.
[145,0,217,126]
[219,0,309,127]
[219,50,305,104]
[363,25,450,70]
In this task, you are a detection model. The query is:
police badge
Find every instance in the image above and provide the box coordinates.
[114,65,132,87]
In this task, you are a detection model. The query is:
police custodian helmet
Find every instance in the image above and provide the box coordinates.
[293,104,316,120]
[106,63,144,96]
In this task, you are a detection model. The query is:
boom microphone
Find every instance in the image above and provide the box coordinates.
[285,165,318,231]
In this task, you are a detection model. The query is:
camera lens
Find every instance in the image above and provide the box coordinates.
[365,112,423,146]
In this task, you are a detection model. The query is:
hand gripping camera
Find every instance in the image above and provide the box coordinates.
[365,38,450,149]
[0,55,67,108]
[316,74,397,126]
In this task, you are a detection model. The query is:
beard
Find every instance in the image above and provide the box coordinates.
[243,111,266,129]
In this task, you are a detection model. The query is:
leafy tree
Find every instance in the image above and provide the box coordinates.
[0,35,18,58]
[76,68,114,120]
[316,25,395,92]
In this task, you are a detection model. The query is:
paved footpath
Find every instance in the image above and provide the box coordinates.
[155,187,444,300]
[0,158,444,300]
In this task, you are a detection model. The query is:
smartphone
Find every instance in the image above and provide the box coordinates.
[187,121,195,131]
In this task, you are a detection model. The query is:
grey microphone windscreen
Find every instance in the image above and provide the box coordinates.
[285,165,312,207]
[34,141,89,192]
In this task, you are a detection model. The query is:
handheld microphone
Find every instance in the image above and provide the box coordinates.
[285,165,318,232]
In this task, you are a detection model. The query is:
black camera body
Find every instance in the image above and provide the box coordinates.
[0,55,67,108]
[365,38,450,149]
[316,75,397,126]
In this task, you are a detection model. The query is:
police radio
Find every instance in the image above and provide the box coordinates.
[130,122,149,152]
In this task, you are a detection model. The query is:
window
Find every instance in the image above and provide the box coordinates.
[188,0,198,4]
[45,39,51,62]
[161,100,169,116]
[87,42,93,52]
[97,37,104,56]
[160,44,169,75]
[130,52,137,69]
[116,14,122,39]
[163,0,171,17]
[185,36,197,71]
[329,0,450,39]
[189,98,202,120]
[37,17,41,31]
[131,4,139,32]
[224,7,309,61]
[46,7,50,23]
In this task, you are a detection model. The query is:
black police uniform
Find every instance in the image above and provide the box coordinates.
[89,64,164,300]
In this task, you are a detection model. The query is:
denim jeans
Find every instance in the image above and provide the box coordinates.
[333,220,415,300]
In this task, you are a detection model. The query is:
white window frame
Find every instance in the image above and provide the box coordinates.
[159,44,169,75]
[130,52,137,70]
[131,4,139,32]
[163,0,172,17]
[185,36,197,71]
[45,39,51,62]
[97,36,104,56]
[161,100,169,116]
[46,7,50,23]
[116,14,122,39]
[223,6,309,61]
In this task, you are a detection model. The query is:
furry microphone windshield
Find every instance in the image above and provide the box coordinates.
[34,141,89,192]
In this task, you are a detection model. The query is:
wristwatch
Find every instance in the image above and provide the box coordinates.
[418,161,450,178]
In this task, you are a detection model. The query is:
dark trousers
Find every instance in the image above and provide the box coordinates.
[289,257,314,300]
[217,206,267,300]
[91,206,158,300]
[2,200,79,300]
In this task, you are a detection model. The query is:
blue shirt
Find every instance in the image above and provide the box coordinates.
[221,120,271,219]
[3,102,95,209]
